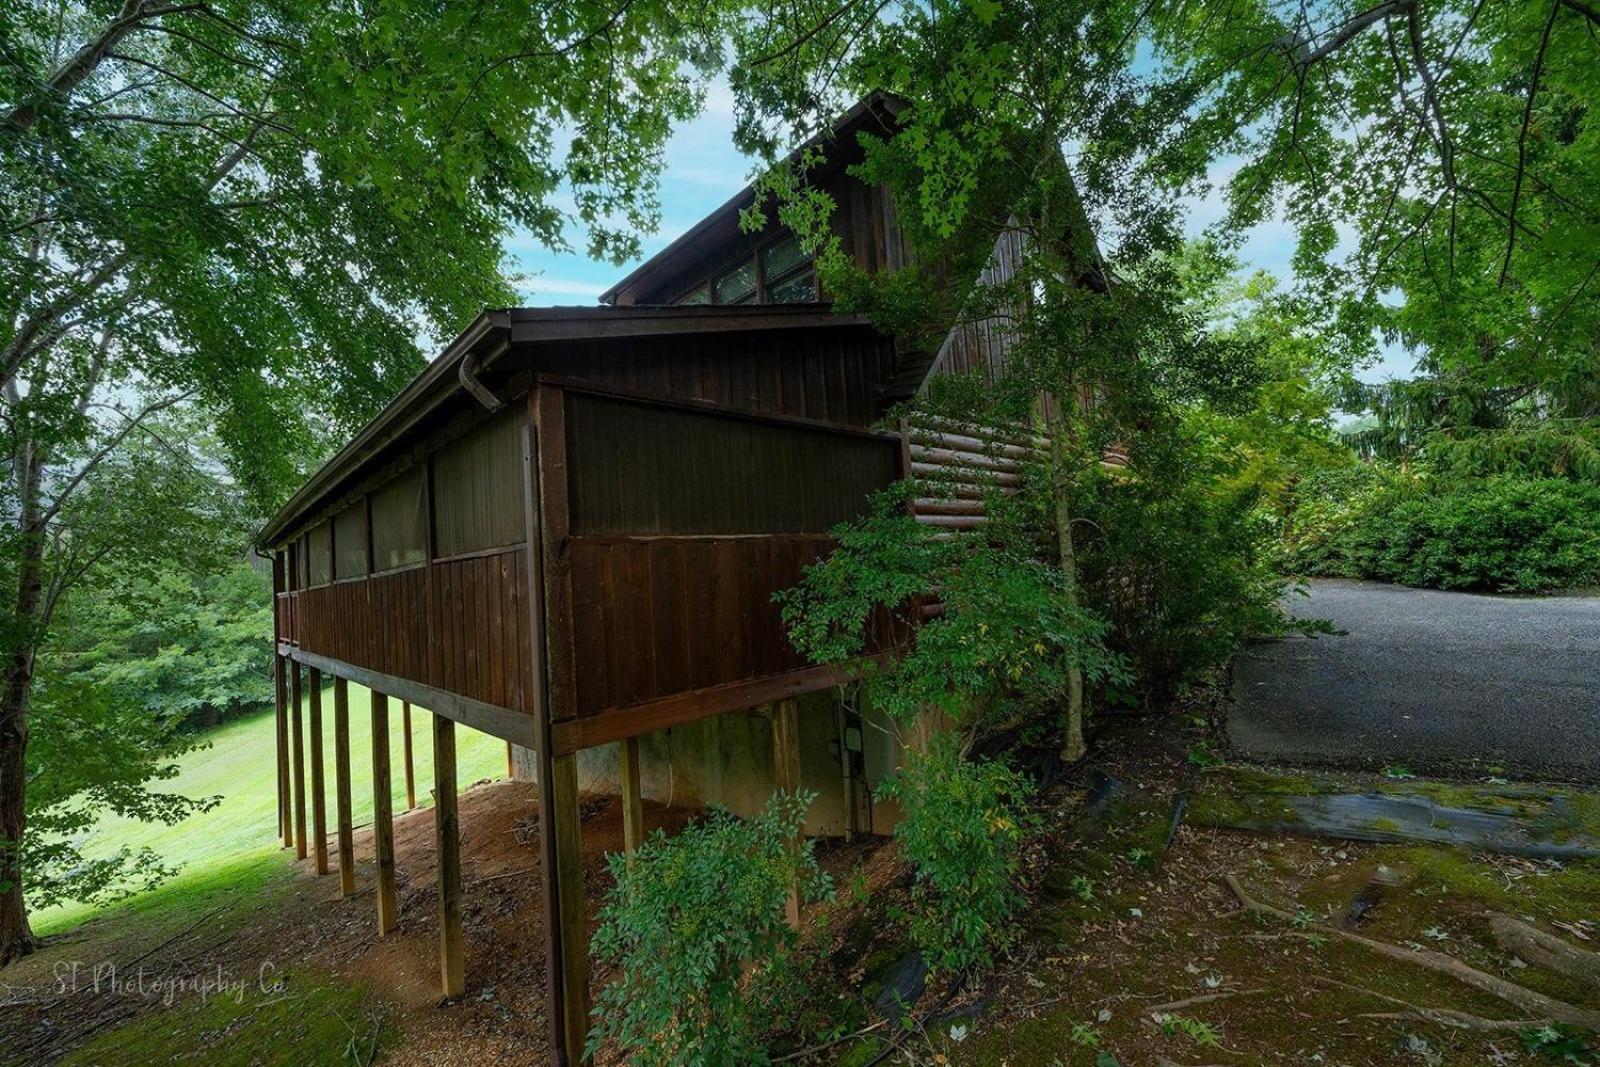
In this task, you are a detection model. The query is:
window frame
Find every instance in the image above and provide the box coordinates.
[668,232,819,307]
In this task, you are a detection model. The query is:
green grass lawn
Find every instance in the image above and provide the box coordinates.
[34,679,511,935]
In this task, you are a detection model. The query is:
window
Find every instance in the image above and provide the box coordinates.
[431,410,527,558]
[333,502,369,579]
[371,465,427,571]
[673,234,816,306]
[307,522,332,586]
[713,259,758,304]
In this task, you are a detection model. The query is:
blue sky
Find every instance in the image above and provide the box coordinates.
[506,85,1415,383]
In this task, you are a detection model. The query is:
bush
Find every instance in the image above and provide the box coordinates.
[1291,475,1600,593]
[876,738,1035,976]
[1074,435,1296,708]
[586,792,831,1066]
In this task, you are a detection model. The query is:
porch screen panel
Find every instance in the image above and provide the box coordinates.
[307,522,332,586]
[566,394,899,536]
[371,465,427,571]
[333,501,369,578]
[432,409,527,558]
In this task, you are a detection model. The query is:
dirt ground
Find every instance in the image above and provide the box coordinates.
[3,719,1598,1066]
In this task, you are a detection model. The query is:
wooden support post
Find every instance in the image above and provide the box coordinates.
[333,676,356,897]
[308,667,329,875]
[433,713,464,998]
[275,654,291,848]
[402,700,416,811]
[551,753,591,1065]
[771,698,803,928]
[619,736,644,858]
[372,690,399,935]
[290,659,307,861]
[506,740,515,779]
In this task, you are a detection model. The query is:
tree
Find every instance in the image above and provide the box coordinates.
[1,0,730,962]
[726,0,1599,742]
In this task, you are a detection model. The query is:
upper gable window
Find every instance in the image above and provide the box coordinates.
[674,234,816,306]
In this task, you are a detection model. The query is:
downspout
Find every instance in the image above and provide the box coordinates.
[458,336,510,412]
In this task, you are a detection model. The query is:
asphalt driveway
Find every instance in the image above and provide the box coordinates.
[1228,579,1600,782]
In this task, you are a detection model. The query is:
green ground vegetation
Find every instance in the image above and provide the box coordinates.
[32,681,508,934]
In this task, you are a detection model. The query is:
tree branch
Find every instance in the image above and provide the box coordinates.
[1500,0,1560,288]
[3,0,209,132]
[37,389,196,527]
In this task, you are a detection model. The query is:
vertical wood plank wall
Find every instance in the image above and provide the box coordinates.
[273,323,905,738]
[281,552,534,714]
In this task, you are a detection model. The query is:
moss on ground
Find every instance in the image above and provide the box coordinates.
[59,967,387,1067]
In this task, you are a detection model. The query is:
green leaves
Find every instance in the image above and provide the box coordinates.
[586,792,832,1066]
[876,737,1036,976]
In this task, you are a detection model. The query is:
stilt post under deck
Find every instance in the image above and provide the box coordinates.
[371,690,399,935]
[333,676,356,897]
[402,700,416,811]
[290,659,307,861]
[433,712,464,998]
[308,667,328,875]
[551,753,591,1065]
[619,736,644,859]
[275,654,291,848]
[770,698,803,928]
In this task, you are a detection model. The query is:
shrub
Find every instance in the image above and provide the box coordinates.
[1074,436,1297,708]
[1291,475,1600,593]
[877,738,1035,976]
[586,791,831,1066]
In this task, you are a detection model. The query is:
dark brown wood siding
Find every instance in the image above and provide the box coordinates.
[532,325,900,428]
[565,393,898,536]
[537,382,906,729]
[284,548,533,713]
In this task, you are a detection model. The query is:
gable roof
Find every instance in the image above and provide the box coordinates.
[598,92,906,306]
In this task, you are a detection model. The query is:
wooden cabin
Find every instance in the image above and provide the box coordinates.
[258,93,1029,1065]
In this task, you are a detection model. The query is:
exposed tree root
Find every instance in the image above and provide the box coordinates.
[1143,988,1264,1015]
[1223,873,1600,1031]
[1311,975,1540,1031]
[1488,913,1600,991]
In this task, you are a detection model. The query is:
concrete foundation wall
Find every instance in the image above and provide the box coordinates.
[511,685,907,837]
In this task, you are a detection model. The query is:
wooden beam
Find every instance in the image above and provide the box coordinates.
[520,410,576,1065]
[308,667,329,876]
[549,657,889,755]
[770,698,803,929]
[619,736,644,858]
[402,701,416,811]
[290,659,307,861]
[277,645,536,749]
[275,654,291,848]
[371,690,399,935]
[333,675,356,897]
[433,712,465,998]
[551,753,591,1065]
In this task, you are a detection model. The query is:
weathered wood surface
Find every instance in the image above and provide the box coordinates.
[308,666,328,876]
[290,660,306,861]
[333,675,356,897]
[402,700,416,811]
[275,654,291,849]
[770,698,803,929]
[433,712,464,998]
[288,550,534,715]
[371,690,399,935]
[619,736,644,857]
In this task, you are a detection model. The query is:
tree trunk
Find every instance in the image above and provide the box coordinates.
[1042,393,1087,764]
[0,449,45,965]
